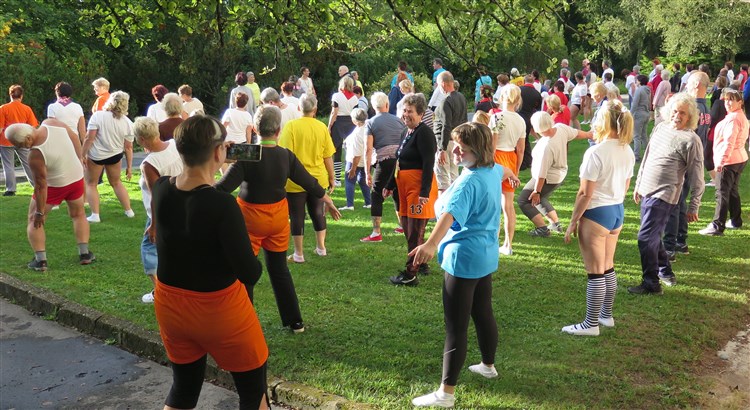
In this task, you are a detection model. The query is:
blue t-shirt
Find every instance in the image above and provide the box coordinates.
[391,72,415,89]
[435,164,503,278]
[432,68,446,86]
[475,75,493,102]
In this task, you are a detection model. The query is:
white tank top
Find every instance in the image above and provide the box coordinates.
[32,125,84,187]
[139,140,183,218]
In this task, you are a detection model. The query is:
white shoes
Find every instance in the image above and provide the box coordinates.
[287,253,305,263]
[363,204,371,209]
[412,390,455,408]
[499,245,513,256]
[598,316,615,327]
[124,209,135,218]
[315,247,327,256]
[468,363,498,378]
[141,291,154,303]
[562,323,600,336]
[87,213,101,223]
[338,206,354,211]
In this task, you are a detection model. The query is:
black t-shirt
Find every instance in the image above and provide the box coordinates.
[215,145,325,204]
[152,177,262,292]
[387,122,437,197]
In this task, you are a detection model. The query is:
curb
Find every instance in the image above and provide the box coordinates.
[0,273,375,410]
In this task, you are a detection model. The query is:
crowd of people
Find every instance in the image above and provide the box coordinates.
[1,56,748,408]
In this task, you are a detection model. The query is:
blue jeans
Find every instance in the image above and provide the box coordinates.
[663,174,689,251]
[141,217,157,275]
[345,162,371,207]
[637,196,675,288]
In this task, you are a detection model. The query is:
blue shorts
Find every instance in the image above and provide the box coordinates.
[582,203,624,230]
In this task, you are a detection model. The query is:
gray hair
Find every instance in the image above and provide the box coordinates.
[300,93,318,115]
[350,108,368,124]
[371,92,388,110]
[91,77,110,89]
[103,91,129,118]
[162,93,183,116]
[133,116,160,142]
[667,92,699,130]
[4,123,34,146]
[437,71,454,84]
[403,93,427,115]
[260,87,281,104]
[254,105,282,138]
[660,70,671,81]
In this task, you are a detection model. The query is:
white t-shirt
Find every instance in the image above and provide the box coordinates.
[727,69,735,83]
[579,139,635,208]
[281,95,300,108]
[221,108,253,143]
[32,125,84,187]
[605,82,620,97]
[47,102,84,138]
[86,111,134,161]
[139,140,183,218]
[280,103,302,130]
[344,125,367,165]
[625,75,636,96]
[570,83,588,106]
[182,98,204,116]
[146,102,168,123]
[428,87,447,108]
[492,84,507,104]
[603,68,614,80]
[489,111,526,151]
[332,92,358,116]
[680,71,692,90]
[396,93,413,119]
[530,124,578,184]
[299,77,314,94]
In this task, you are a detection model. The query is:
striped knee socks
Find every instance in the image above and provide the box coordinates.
[583,273,605,328]
[601,268,617,320]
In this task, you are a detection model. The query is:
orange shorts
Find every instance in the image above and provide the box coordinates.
[237,197,290,254]
[396,169,437,219]
[33,178,84,205]
[494,150,517,193]
[154,278,268,372]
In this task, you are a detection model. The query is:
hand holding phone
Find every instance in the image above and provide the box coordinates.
[226,143,262,162]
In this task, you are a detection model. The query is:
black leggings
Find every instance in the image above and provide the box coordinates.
[371,158,399,217]
[401,216,427,274]
[288,191,326,235]
[262,249,303,326]
[167,357,268,409]
[441,273,498,386]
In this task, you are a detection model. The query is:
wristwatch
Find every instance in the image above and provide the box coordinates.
[34,211,44,217]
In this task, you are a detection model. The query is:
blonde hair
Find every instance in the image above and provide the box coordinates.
[339,76,354,92]
[103,91,129,119]
[545,94,562,113]
[451,123,495,168]
[91,77,110,90]
[592,100,633,145]
[133,117,160,143]
[472,111,490,125]
[399,79,413,93]
[589,82,607,100]
[500,84,522,110]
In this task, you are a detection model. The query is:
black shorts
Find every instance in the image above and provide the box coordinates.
[92,152,124,165]
[573,103,581,110]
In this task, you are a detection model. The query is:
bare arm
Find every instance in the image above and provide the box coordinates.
[81,130,97,163]
[124,140,133,180]
[365,134,374,185]
[29,151,48,228]
[324,156,335,191]
[77,116,86,144]
[514,137,525,175]
[328,106,339,131]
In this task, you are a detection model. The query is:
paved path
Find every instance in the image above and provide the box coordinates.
[0,297,238,409]
[0,152,147,187]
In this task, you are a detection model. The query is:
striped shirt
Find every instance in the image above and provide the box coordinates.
[634,123,705,213]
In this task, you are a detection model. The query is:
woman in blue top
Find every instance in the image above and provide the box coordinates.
[409,122,520,408]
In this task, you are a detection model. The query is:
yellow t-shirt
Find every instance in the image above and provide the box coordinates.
[247,83,261,109]
[510,76,524,86]
[279,117,335,193]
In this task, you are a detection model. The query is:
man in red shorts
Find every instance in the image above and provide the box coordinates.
[4,119,95,271]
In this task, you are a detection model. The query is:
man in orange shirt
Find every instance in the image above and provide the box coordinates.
[0,84,38,196]
[91,77,110,113]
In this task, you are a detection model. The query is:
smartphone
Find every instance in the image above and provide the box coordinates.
[226,143,262,161]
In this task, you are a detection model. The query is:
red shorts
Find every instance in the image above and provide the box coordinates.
[154,279,268,372]
[32,178,85,205]
[396,169,437,219]
[237,197,290,254]
[494,150,517,193]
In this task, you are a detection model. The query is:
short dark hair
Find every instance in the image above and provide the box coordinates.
[178,84,193,97]
[637,74,648,86]
[433,58,443,66]
[235,71,248,86]
[174,115,227,167]
[398,61,408,71]
[604,72,613,82]
[554,80,565,92]
[55,82,73,98]
[531,69,540,80]
[151,85,168,102]
[235,92,249,109]
[353,85,363,96]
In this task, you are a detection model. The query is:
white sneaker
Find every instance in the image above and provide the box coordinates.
[468,363,498,378]
[287,253,305,263]
[561,323,599,336]
[87,214,101,223]
[412,390,455,408]
[598,316,615,327]
[141,291,154,303]
[548,221,563,233]
[315,247,327,256]
[51,205,60,211]
[499,245,513,256]
[338,206,354,211]
[124,209,135,218]
[334,180,342,187]
[705,180,715,187]
[363,204,371,209]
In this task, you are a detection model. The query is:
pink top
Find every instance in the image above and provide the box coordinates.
[652,80,671,109]
[713,111,749,168]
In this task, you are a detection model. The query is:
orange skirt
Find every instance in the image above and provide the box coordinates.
[396,169,437,219]
[237,197,290,254]
[494,150,517,193]
[154,278,268,372]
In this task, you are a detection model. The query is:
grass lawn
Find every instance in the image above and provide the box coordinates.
[1,137,748,409]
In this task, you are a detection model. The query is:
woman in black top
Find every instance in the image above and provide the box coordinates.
[216,106,340,333]
[151,115,269,410]
[384,93,438,286]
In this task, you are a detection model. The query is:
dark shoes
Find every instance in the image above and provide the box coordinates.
[27,258,48,272]
[674,244,689,254]
[418,264,430,276]
[79,251,96,265]
[627,283,663,295]
[666,250,676,262]
[529,226,551,237]
[290,322,305,334]
[389,271,419,286]
[3,191,16,196]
